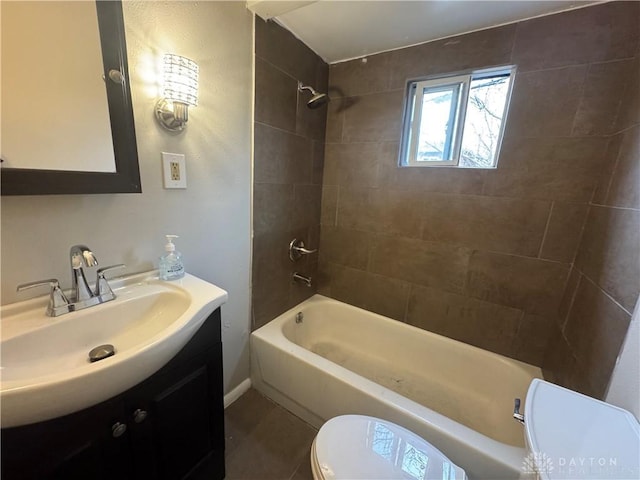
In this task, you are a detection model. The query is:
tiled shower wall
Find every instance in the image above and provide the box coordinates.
[318,1,640,391]
[252,19,328,329]
[544,45,640,398]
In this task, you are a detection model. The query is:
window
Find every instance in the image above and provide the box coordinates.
[400,66,515,168]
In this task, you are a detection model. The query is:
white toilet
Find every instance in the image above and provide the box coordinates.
[310,414,467,480]
[522,379,640,480]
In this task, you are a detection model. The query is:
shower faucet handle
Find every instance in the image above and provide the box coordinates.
[289,238,318,262]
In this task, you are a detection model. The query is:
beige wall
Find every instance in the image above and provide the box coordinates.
[0,1,254,394]
[252,19,328,329]
[318,1,639,395]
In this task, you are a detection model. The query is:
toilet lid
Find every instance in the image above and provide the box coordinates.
[313,415,466,480]
[525,379,640,480]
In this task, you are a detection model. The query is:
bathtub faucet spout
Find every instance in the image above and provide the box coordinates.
[292,272,312,287]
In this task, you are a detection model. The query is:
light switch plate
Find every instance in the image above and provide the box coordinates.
[162,152,187,189]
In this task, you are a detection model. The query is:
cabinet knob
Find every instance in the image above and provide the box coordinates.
[112,422,127,438]
[133,409,148,423]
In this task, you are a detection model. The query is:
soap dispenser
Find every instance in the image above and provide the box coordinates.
[159,235,185,280]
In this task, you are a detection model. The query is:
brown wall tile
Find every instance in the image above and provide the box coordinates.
[606,125,640,209]
[329,53,391,97]
[406,284,522,356]
[370,235,471,294]
[570,359,609,400]
[253,20,328,329]
[572,59,635,136]
[539,202,589,263]
[512,1,640,72]
[325,99,345,143]
[338,187,423,239]
[575,206,640,312]
[557,267,581,329]
[319,226,373,270]
[255,57,298,132]
[316,261,332,296]
[421,194,550,256]
[289,258,318,308]
[323,142,388,187]
[564,277,632,397]
[342,90,404,143]
[504,66,587,139]
[333,186,370,232]
[297,95,328,142]
[254,123,312,185]
[388,25,516,89]
[311,140,325,186]
[615,56,640,131]
[328,263,411,321]
[511,314,555,366]
[592,134,624,205]
[485,136,608,201]
[292,185,322,232]
[466,251,569,316]
[380,160,486,195]
[252,230,296,329]
[542,323,581,391]
[253,183,294,236]
[320,185,338,227]
[255,18,318,86]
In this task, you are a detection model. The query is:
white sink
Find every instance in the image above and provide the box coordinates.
[0,271,228,428]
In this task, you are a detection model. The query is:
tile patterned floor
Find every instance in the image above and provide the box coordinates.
[224,389,316,480]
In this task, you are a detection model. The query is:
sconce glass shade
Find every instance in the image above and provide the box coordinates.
[161,54,198,106]
[155,53,199,131]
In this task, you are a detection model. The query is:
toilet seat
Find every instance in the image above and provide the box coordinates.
[311,415,467,480]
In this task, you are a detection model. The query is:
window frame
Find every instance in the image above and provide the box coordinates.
[400,65,516,169]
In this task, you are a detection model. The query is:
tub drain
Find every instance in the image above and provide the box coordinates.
[89,344,115,363]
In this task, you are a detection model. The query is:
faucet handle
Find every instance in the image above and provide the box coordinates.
[95,264,125,300]
[289,238,318,262]
[17,279,71,317]
[96,264,125,277]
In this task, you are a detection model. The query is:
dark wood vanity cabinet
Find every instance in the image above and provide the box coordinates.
[1,309,225,480]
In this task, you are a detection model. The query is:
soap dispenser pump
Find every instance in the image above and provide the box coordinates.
[159,234,185,280]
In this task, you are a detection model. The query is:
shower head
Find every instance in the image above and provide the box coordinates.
[298,82,329,109]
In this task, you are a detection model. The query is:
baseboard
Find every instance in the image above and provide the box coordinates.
[223,378,251,408]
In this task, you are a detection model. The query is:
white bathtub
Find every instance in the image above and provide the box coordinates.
[251,295,543,479]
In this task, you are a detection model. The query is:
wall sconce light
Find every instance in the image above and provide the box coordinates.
[155,54,199,132]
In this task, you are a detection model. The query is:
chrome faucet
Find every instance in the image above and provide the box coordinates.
[16,245,125,317]
[70,245,99,304]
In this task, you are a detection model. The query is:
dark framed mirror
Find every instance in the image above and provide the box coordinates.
[1,0,141,196]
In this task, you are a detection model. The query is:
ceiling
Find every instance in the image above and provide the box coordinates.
[248,0,597,64]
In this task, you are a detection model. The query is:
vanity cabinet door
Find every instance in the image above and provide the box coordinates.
[125,309,225,480]
[1,397,133,480]
[130,362,213,479]
[127,347,225,479]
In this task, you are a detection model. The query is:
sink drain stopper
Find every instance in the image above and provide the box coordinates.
[89,344,115,362]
